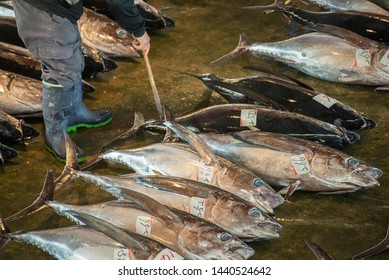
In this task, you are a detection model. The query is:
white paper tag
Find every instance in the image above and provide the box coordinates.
[114,248,133,260]
[154,249,185,260]
[380,50,389,66]
[354,49,372,67]
[135,216,152,237]
[291,154,311,175]
[312,94,338,109]
[197,163,214,184]
[189,197,207,218]
[240,109,257,127]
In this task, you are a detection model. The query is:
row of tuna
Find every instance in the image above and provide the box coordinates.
[0,0,387,259]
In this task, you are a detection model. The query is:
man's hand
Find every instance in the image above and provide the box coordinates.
[133,32,151,55]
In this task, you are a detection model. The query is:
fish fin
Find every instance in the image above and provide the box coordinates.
[304,239,333,260]
[5,169,54,222]
[65,210,151,253]
[210,33,250,65]
[119,188,184,228]
[352,220,389,260]
[163,121,220,167]
[374,85,389,92]
[81,112,149,171]
[338,71,362,83]
[99,111,147,152]
[278,180,301,200]
[149,169,165,176]
[317,188,361,195]
[243,65,316,91]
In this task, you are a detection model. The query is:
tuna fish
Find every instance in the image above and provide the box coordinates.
[68,170,282,241]
[174,103,360,148]
[243,0,389,44]
[82,0,176,30]
[47,198,255,260]
[0,70,42,118]
[212,32,389,87]
[0,212,174,260]
[196,130,383,197]
[90,139,283,215]
[181,69,376,130]
[79,8,139,58]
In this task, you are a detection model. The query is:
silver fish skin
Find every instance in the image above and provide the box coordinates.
[218,32,389,86]
[305,0,389,16]
[47,200,254,260]
[98,143,284,214]
[198,131,382,194]
[10,225,158,260]
[78,8,139,58]
[72,171,282,241]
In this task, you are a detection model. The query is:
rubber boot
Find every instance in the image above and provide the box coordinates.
[67,80,112,132]
[42,80,86,163]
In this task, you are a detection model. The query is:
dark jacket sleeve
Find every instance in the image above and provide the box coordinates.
[105,0,145,37]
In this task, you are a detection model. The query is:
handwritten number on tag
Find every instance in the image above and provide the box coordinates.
[136,216,152,237]
[240,109,257,127]
[291,154,311,175]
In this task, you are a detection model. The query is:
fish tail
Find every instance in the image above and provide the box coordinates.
[352,220,389,259]
[210,33,250,65]
[5,169,55,222]
[54,135,81,191]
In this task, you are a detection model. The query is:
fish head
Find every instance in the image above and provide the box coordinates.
[177,220,254,260]
[216,166,284,213]
[213,196,282,241]
[311,152,383,192]
[79,9,139,58]
[20,120,39,140]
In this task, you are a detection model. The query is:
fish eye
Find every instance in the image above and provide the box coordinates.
[218,232,232,242]
[249,208,261,217]
[347,158,359,166]
[116,28,127,37]
[253,178,265,187]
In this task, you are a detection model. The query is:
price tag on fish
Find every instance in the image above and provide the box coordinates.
[189,197,207,218]
[380,50,389,66]
[240,109,257,127]
[354,49,372,67]
[291,153,311,176]
[312,94,338,109]
[135,216,152,237]
[114,248,134,260]
[197,163,214,184]
[154,249,185,260]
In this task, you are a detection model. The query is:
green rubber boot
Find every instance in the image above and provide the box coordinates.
[67,80,112,132]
